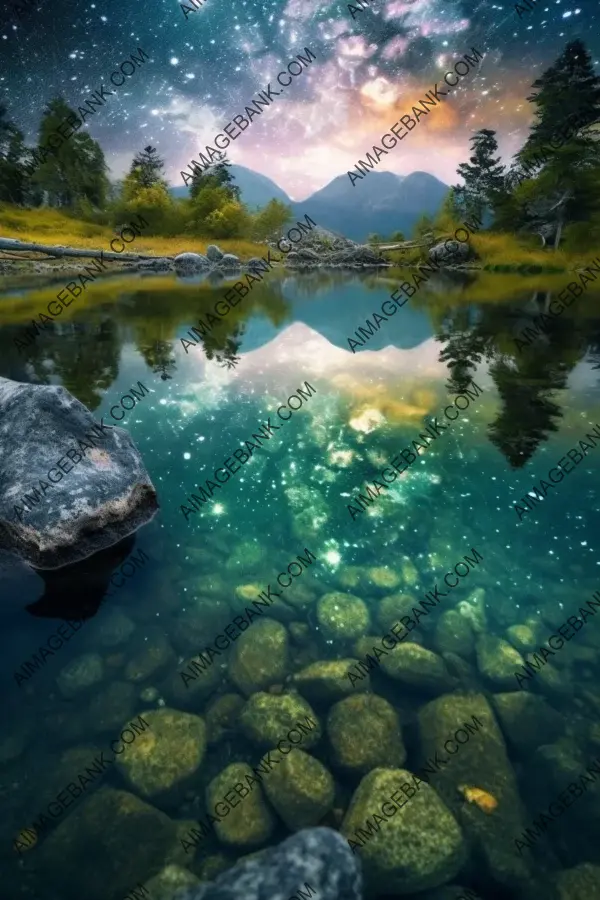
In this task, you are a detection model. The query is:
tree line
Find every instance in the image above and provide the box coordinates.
[0,97,293,240]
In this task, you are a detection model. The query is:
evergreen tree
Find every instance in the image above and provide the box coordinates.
[516,40,600,247]
[130,145,166,188]
[251,198,293,240]
[32,98,109,208]
[189,152,240,201]
[0,106,29,204]
[456,129,506,222]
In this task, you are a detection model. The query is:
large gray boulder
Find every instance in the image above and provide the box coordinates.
[429,241,472,265]
[175,827,362,900]
[173,252,211,274]
[206,244,224,262]
[0,378,158,569]
[217,253,241,269]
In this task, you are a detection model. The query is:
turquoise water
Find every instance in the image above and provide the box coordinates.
[2,272,600,899]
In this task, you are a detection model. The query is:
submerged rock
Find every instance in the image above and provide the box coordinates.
[492,692,564,754]
[0,378,158,569]
[317,592,370,642]
[377,592,419,631]
[206,762,275,847]
[240,691,321,749]
[262,749,335,829]
[418,692,532,888]
[292,659,371,702]
[327,694,406,774]
[146,864,200,900]
[57,652,104,698]
[380,642,451,693]
[341,767,466,893]
[475,635,525,689]
[228,619,289,697]
[115,708,206,799]
[38,787,183,900]
[434,610,475,659]
[556,863,600,900]
[205,693,245,744]
[174,827,362,900]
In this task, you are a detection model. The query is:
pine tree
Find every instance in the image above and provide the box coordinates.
[516,40,600,247]
[0,106,29,204]
[130,146,166,188]
[456,129,506,222]
[190,152,240,201]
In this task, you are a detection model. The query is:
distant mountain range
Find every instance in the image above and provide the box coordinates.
[170,164,449,242]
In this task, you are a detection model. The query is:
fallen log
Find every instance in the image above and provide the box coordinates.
[0,237,172,263]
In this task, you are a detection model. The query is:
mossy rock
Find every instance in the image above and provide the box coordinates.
[475,635,525,688]
[205,693,245,745]
[38,787,181,900]
[505,623,539,654]
[433,610,475,658]
[377,593,419,631]
[228,619,289,697]
[240,691,321,748]
[161,654,223,709]
[365,566,402,593]
[557,863,600,900]
[225,541,266,572]
[206,762,275,848]
[380,642,451,693]
[262,749,335,829]
[56,653,104,698]
[292,659,371,702]
[124,631,176,682]
[340,767,466,893]
[145,864,200,900]
[418,692,531,885]
[401,557,420,587]
[492,692,563,754]
[327,694,406,774]
[86,681,136,735]
[115,708,206,799]
[316,592,370,642]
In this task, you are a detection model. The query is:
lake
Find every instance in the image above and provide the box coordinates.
[1,267,600,900]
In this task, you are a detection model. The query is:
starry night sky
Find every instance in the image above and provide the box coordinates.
[1,0,598,199]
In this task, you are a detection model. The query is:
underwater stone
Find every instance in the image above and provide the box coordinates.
[475,635,525,689]
[434,610,475,659]
[87,681,136,735]
[380,642,451,693]
[377,592,419,631]
[146,864,201,900]
[327,694,406,774]
[226,542,266,572]
[115,708,206,799]
[366,566,401,592]
[240,691,321,749]
[228,619,289,697]
[262,749,335,830]
[556,863,600,899]
[205,693,245,745]
[505,623,540,654]
[317,592,370,643]
[292,659,371,702]
[94,608,136,647]
[38,787,183,900]
[492,692,564,754]
[401,557,420,587]
[163,653,223,709]
[206,762,275,847]
[56,652,105,698]
[124,631,176,682]
[456,588,487,634]
[418,692,531,888]
[341,767,466,893]
[174,827,362,900]
[0,377,158,569]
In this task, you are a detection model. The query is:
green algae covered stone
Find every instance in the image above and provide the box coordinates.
[380,642,451,693]
[114,708,206,799]
[240,691,321,749]
[328,694,406,774]
[341,767,466,893]
[206,762,275,848]
[228,619,289,697]
[262,748,335,829]
[292,659,371,702]
[317,592,370,642]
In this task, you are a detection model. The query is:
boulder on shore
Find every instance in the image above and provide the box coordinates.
[0,378,158,569]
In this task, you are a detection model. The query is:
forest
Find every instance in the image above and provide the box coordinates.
[0,39,599,255]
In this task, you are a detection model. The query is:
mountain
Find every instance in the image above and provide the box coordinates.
[292,171,449,242]
[170,164,291,209]
[169,166,448,242]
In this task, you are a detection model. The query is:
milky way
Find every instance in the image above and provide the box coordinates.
[1,0,598,197]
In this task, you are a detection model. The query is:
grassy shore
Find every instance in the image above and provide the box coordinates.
[0,204,267,260]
